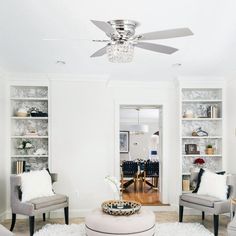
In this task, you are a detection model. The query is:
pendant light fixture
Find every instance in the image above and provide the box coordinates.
[129,108,149,134]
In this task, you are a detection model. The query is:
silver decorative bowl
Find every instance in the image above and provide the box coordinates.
[101,200,141,216]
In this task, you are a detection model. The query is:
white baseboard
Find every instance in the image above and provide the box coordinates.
[5,205,219,220]
[144,205,178,212]
[4,209,92,220]
[0,211,6,222]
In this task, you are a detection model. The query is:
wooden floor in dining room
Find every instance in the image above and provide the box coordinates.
[122,181,168,206]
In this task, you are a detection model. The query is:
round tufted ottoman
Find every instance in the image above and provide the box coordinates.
[85,208,155,236]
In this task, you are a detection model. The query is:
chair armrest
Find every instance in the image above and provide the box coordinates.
[10,175,21,205]
[50,173,58,184]
[230,198,236,220]
[10,175,34,215]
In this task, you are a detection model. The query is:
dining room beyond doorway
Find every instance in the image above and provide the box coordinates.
[119,105,163,206]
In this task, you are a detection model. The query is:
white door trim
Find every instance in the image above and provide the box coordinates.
[113,98,169,204]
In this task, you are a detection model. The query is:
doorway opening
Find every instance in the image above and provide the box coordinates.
[119,105,163,206]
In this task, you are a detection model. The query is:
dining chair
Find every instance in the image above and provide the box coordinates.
[121,161,138,192]
[143,161,159,190]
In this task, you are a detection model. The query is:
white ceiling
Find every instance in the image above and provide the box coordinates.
[0,0,236,81]
[120,108,159,123]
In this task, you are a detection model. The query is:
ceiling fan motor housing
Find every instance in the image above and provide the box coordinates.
[107,20,139,40]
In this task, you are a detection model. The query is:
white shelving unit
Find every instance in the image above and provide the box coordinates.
[10,85,50,174]
[180,87,224,193]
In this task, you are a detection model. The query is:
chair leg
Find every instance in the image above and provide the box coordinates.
[202,211,205,220]
[213,214,219,236]
[43,213,46,221]
[10,213,16,231]
[179,205,184,222]
[29,216,35,236]
[64,207,69,225]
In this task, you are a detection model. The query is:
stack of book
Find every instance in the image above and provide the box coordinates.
[207,105,219,118]
[16,160,26,174]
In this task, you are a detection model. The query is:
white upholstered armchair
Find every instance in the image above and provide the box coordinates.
[10,173,69,236]
[179,174,236,236]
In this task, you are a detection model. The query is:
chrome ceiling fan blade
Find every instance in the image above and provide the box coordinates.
[135,42,178,54]
[90,46,107,57]
[42,38,92,41]
[92,39,110,43]
[137,28,193,41]
[91,20,116,36]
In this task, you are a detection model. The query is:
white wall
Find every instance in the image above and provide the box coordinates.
[226,79,236,174]
[0,76,6,220]
[50,79,180,215]
[2,75,229,217]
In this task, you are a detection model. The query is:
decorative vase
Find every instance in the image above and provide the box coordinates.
[117,192,124,209]
[206,148,214,155]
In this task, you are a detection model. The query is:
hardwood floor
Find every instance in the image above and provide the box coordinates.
[122,180,167,206]
[2,212,229,236]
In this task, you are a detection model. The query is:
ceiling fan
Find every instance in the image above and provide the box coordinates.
[90,19,193,63]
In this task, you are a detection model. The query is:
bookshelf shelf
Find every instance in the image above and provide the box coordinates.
[182,136,222,139]
[10,97,48,101]
[11,117,48,120]
[11,155,48,158]
[182,154,222,157]
[11,136,48,139]
[182,100,222,103]
[180,87,224,193]
[10,85,49,174]
[182,118,222,121]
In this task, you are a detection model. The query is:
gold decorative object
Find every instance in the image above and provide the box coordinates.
[102,200,141,216]
[182,180,190,191]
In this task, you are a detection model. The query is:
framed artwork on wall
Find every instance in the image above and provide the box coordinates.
[120,131,129,153]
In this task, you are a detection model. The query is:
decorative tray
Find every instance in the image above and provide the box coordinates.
[101,200,141,216]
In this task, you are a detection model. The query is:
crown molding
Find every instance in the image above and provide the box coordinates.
[4,73,109,83]
[107,79,175,89]
[177,76,226,88]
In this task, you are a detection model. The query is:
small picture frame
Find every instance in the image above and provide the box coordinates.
[185,144,200,155]
[120,131,129,153]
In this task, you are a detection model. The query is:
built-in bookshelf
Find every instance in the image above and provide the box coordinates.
[10,85,49,174]
[180,87,224,193]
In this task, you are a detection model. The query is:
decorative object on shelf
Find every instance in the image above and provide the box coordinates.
[193,158,205,168]
[29,107,48,117]
[16,108,28,117]
[192,127,208,137]
[101,200,141,216]
[104,175,126,209]
[185,144,200,155]
[205,144,214,155]
[120,131,129,153]
[34,148,47,156]
[16,160,26,174]
[183,110,194,118]
[182,179,190,192]
[25,126,38,136]
[24,163,31,172]
[207,105,219,118]
[17,140,33,149]
[17,140,34,155]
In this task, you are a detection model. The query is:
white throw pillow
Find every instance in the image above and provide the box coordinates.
[197,170,228,200]
[20,169,54,202]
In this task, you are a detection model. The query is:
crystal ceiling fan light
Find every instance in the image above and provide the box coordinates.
[106,41,134,63]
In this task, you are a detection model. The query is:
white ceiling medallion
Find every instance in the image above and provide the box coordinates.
[90,19,193,63]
